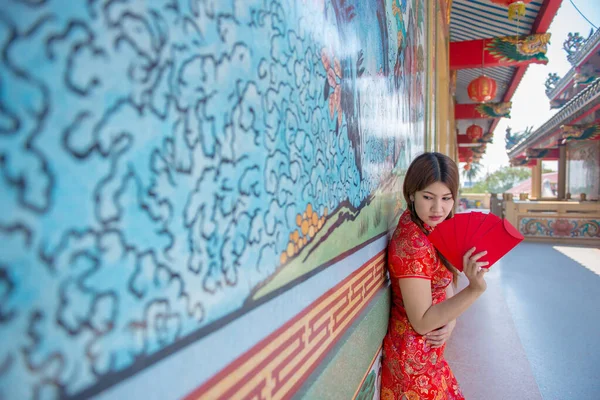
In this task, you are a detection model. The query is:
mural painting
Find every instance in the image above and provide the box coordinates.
[0,0,427,398]
[353,348,383,400]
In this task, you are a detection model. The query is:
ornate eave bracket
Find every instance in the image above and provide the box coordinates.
[485,33,551,64]
[510,157,529,167]
[573,65,600,88]
[561,123,600,142]
[450,33,551,69]
[475,102,512,118]
[525,148,560,159]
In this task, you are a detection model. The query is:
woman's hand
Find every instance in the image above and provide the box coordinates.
[425,320,456,349]
[463,247,489,293]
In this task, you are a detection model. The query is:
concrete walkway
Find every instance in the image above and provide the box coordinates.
[445,242,600,400]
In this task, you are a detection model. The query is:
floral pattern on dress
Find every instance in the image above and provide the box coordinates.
[381,210,463,400]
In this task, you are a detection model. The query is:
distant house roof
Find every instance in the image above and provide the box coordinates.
[507,172,558,194]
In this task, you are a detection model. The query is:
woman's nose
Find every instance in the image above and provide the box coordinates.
[432,199,443,211]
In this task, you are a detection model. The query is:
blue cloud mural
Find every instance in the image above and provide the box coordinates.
[0,0,426,397]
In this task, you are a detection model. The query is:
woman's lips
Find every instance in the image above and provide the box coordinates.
[429,216,442,222]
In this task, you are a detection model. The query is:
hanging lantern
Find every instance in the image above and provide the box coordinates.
[468,75,497,103]
[466,124,484,141]
[464,164,471,171]
[460,148,474,159]
[489,0,532,20]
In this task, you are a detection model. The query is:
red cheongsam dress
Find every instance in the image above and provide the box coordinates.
[380,210,464,400]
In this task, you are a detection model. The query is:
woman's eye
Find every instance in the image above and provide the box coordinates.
[423,196,432,200]
[443,197,453,201]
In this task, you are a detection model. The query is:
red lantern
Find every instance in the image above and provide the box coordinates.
[489,0,532,20]
[468,75,497,103]
[466,124,483,141]
[464,164,471,171]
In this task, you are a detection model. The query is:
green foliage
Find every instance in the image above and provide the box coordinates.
[462,162,482,184]
[462,166,532,194]
[355,371,376,400]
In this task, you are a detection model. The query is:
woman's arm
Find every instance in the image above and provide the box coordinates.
[400,248,488,335]
[444,283,456,329]
[424,283,456,347]
[445,282,454,299]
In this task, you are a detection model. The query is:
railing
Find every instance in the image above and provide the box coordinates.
[503,197,600,245]
[459,193,491,209]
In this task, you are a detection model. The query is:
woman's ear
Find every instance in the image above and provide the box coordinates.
[409,195,414,202]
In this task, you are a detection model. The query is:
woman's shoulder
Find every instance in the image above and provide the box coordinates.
[390,211,435,258]
[392,211,426,241]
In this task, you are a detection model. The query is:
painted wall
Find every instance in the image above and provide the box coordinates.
[567,141,600,200]
[0,0,429,398]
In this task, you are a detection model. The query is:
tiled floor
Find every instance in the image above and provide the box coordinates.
[445,242,600,400]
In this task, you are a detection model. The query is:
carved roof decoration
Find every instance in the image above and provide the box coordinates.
[508,76,600,157]
[545,68,576,99]
[546,28,600,101]
[567,28,600,66]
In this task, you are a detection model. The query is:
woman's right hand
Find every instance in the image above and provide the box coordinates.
[463,247,489,293]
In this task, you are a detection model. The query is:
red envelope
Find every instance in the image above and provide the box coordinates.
[473,219,524,268]
[427,213,523,271]
[454,212,473,256]
[470,213,502,245]
[463,212,486,255]
[428,223,462,270]
[428,216,464,271]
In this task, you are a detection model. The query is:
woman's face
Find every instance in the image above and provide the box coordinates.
[411,181,454,228]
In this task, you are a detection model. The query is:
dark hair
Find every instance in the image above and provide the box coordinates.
[403,152,460,282]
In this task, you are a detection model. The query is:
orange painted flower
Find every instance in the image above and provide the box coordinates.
[321,48,343,126]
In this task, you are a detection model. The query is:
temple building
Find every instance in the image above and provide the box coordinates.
[504,25,600,244]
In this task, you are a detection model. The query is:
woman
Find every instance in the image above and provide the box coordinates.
[381,152,489,400]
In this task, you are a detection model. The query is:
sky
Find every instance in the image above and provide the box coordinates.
[473,0,600,178]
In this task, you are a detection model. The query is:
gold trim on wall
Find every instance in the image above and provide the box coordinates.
[434,3,450,156]
[185,252,386,400]
[425,1,437,152]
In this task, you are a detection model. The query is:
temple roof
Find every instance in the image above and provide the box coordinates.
[450,0,562,162]
[508,76,600,157]
[568,27,600,66]
[546,28,600,103]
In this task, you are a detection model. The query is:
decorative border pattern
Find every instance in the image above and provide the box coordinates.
[519,217,600,239]
[184,251,387,400]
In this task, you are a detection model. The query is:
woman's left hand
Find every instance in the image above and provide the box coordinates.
[425,320,456,349]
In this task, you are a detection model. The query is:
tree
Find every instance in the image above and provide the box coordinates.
[462,162,482,185]
[463,166,531,194]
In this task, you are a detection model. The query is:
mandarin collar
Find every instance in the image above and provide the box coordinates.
[402,209,435,234]
[423,221,434,233]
